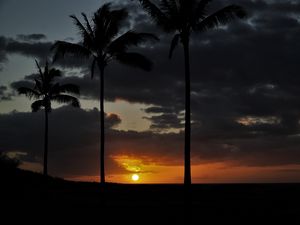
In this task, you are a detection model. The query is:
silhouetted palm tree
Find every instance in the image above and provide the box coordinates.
[18,60,80,176]
[52,3,158,184]
[137,0,246,186]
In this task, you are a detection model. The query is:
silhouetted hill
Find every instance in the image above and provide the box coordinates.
[1,168,300,225]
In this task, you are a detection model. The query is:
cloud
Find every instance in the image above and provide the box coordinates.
[0,85,12,100]
[1,104,300,179]
[16,34,47,42]
[0,106,122,176]
[143,113,184,131]
[0,34,86,69]
[0,35,52,66]
[5,39,52,60]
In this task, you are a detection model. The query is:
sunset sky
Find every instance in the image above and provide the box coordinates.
[1,0,300,183]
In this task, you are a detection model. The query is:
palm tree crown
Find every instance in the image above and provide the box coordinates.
[52,3,159,75]
[18,60,80,112]
[138,0,246,57]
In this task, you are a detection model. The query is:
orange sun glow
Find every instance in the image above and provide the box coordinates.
[132,174,140,182]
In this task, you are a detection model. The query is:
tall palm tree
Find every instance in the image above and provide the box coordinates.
[137,0,246,186]
[18,60,80,176]
[52,3,158,184]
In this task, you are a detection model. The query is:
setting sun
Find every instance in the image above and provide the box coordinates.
[132,174,140,182]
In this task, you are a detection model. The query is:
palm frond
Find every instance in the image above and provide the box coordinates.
[93,3,112,39]
[17,87,41,99]
[70,15,94,48]
[115,52,153,71]
[93,4,128,47]
[51,41,92,62]
[138,0,174,32]
[35,60,43,80]
[160,0,179,19]
[106,8,128,40]
[108,31,159,54]
[195,4,246,32]
[81,12,94,38]
[96,2,112,18]
[169,33,180,58]
[31,100,44,112]
[194,0,211,20]
[34,78,43,93]
[51,94,80,108]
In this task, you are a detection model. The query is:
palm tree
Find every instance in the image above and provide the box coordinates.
[137,0,246,186]
[18,60,80,176]
[51,3,158,184]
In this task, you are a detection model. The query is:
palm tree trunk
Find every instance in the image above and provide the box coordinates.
[99,64,105,184]
[44,108,48,176]
[183,38,191,186]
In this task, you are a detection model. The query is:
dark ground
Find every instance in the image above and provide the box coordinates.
[1,168,300,225]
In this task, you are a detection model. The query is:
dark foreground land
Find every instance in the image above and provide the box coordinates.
[1,169,300,225]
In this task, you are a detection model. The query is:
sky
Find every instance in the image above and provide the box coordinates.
[1,0,300,183]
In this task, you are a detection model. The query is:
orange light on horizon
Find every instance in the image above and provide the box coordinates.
[46,155,300,184]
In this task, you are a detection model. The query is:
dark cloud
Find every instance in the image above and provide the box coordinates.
[5,39,52,60]
[0,85,12,100]
[16,34,47,42]
[10,77,35,91]
[0,106,122,177]
[0,35,52,64]
[1,106,300,179]
[144,113,184,131]
[0,35,86,69]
